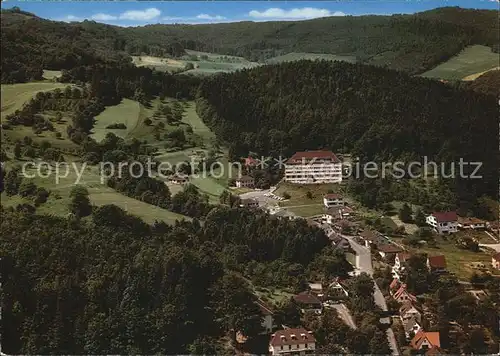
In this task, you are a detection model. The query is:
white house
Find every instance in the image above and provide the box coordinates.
[235,175,255,188]
[327,279,349,297]
[399,302,422,323]
[426,212,458,234]
[284,150,342,184]
[403,317,422,339]
[492,252,500,270]
[269,328,316,356]
[240,198,259,208]
[323,194,344,208]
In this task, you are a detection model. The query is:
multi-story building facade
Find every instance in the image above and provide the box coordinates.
[426,212,458,234]
[284,151,342,184]
[269,328,316,355]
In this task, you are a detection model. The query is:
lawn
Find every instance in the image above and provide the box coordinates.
[181,102,215,142]
[286,204,325,218]
[274,182,346,207]
[190,176,227,203]
[420,45,499,80]
[91,98,141,142]
[266,52,357,64]
[411,238,494,280]
[1,82,68,120]
[42,70,62,80]
[3,161,190,225]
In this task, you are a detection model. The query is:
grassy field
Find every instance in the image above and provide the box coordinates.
[42,70,62,80]
[1,82,68,120]
[274,182,346,207]
[1,162,189,224]
[411,237,495,280]
[462,67,500,81]
[266,52,357,64]
[91,98,142,142]
[420,45,499,80]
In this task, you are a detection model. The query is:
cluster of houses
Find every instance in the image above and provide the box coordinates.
[251,279,350,355]
[425,211,499,235]
[388,251,448,354]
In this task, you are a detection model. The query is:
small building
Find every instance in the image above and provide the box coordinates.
[426,212,458,234]
[327,278,349,297]
[240,198,259,208]
[486,221,499,233]
[399,301,422,323]
[244,156,258,167]
[427,255,447,273]
[457,217,486,230]
[376,243,403,258]
[272,208,297,220]
[169,174,189,185]
[389,278,401,295]
[323,193,344,208]
[467,289,489,302]
[410,330,441,351]
[492,252,500,270]
[393,284,417,303]
[235,175,255,188]
[269,328,316,355]
[393,252,411,278]
[256,299,275,333]
[308,282,323,295]
[293,291,323,314]
[403,316,422,339]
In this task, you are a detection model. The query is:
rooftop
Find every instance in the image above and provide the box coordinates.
[410,331,441,349]
[431,211,458,223]
[293,291,322,305]
[287,150,340,164]
[270,328,316,347]
[427,255,447,269]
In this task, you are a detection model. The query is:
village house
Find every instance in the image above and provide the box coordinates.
[359,229,384,248]
[492,252,500,270]
[168,174,189,185]
[235,175,255,188]
[486,221,499,233]
[426,211,458,234]
[271,208,298,220]
[239,198,259,208]
[284,150,342,184]
[457,216,486,230]
[376,243,403,258]
[256,299,275,333]
[403,316,422,339]
[293,291,323,314]
[269,328,316,355]
[427,255,447,273]
[389,278,402,295]
[410,330,441,351]
[399,301,422,323]
[323,206,354,223]
[330,233,351,251]
[393,284,417,303]
[323,193,345,208]
[244,156,258,168]
[327,278,349,298]
[308,282,323,296]
[393,252,411,274]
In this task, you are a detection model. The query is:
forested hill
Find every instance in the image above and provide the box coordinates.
[1,6,497,83]
[196,60,498,198]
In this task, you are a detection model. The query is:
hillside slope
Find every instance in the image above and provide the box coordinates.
[1,6,497,83]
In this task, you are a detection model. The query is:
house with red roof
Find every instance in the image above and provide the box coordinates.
[410,330,441,351]
[457,216,486,230]
[492,252,500,270]
[244,156,258,167]
[393,284,417,303]
[426,211,458,234]
[284,150,342,184]
[269,327,316,355]
[427,255,447,273]
[323,193,345,208]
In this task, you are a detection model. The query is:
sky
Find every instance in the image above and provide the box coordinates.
[1,1,498,26]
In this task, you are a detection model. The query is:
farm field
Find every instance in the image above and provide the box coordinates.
[420,45,499,80]
[91,98,142,142]
[1,82,68,119]
[265,52,357,64]
[42,70,62,80]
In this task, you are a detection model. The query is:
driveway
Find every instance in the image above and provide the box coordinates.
[331,303,357,329]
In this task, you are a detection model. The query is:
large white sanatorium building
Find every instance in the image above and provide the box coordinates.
[284,150,342,184]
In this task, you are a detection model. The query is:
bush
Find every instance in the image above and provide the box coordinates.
[283,192,291,199]
[144,118,152,126]
[105,123,127,129]
[55,132,62,139]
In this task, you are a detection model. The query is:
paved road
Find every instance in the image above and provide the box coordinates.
[331,303,357,329]
[339,234,400,355]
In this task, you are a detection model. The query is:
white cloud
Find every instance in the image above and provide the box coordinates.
[248,7,345,20]
[62,15,82,22]
[196,14,226,20]
[118,8,161,21]
[91,13,118,21]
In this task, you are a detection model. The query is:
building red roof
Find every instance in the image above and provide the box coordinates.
[410,331,441,349]
[377,243,403,254]
[397,252,412,263]
[393,284,417,302]
[270,328,316,347]
[287,150,340,164]
[427,255,447,269]
[244,156,258,166]
[432,211,458,223]
[390,278,401,290]
[293,291,322,306]
[324,193,342,199]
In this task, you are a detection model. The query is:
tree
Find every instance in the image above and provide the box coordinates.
[282,192,291,199]
[210,272,263,344]
[69,185,92,218]
[185,62,195,70]
[398,203,412,223]
[369,329,392,355]
[414,208,426,226]
[23,146,36,158]
[19,181,37,197]
[14,142,22,159]
[306,191,313,199]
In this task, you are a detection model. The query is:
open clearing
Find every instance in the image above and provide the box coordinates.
[1,82,68,120]
[42,70,62,80]
[91,99,142,142]
[462,67,500,81]
[266,52,357,64]
[420,45,499,80]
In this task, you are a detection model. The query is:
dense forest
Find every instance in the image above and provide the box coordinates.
[196,60,498,206]
[1,6,498,82]
[465,70,500,98]
[1,203,340,354]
